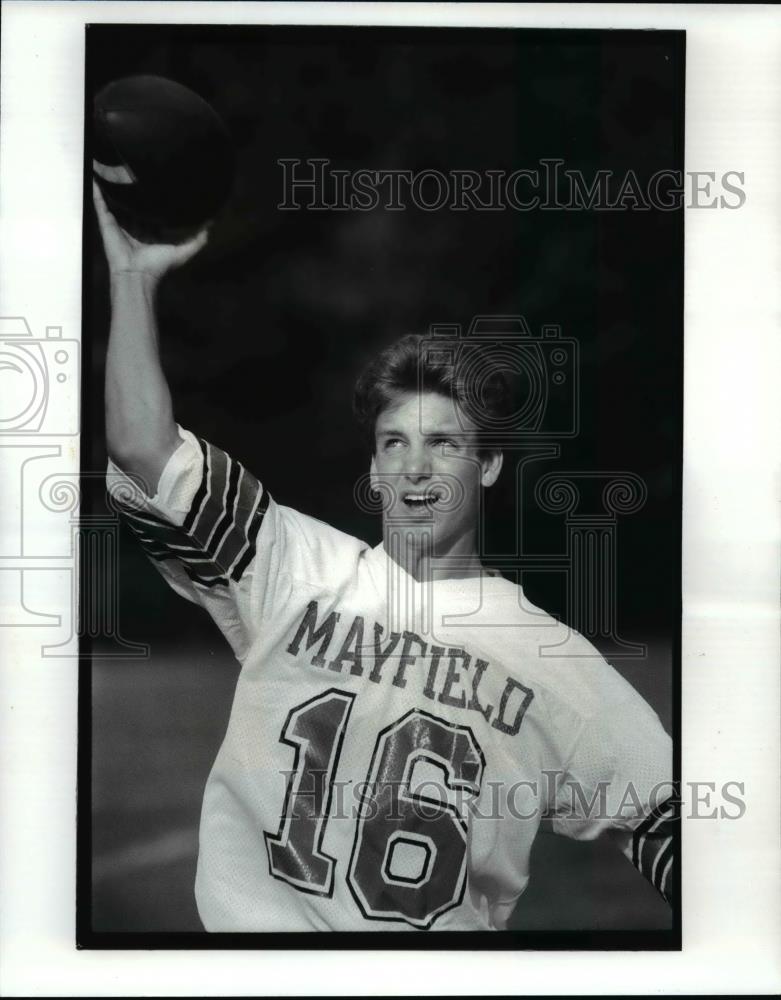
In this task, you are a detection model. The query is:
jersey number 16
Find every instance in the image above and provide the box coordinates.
[264,689,485,929]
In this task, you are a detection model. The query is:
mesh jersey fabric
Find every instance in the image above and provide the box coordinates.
[106,426,673,930]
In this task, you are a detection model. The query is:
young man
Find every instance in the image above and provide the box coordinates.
[95,182,675,932]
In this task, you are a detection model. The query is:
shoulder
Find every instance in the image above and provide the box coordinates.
[484,580,660,725]
[476,580,671,783]
[272,502,370,585]
[276,503,368,552]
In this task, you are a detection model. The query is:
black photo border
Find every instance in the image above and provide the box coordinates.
[77,21,684,952]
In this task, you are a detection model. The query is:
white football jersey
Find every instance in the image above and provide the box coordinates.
[107,427,674,932]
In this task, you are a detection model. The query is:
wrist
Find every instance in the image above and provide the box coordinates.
[109,268,160,296]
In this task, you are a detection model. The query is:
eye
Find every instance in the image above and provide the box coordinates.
[432,437,458,449]
[382,437,404,450]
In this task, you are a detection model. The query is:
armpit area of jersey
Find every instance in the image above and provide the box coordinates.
[106,425,268,589]
[106,424,204,523]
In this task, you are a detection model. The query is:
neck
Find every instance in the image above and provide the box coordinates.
[382,524,485,582]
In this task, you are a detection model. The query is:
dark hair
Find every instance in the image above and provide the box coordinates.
[352,333,512,453]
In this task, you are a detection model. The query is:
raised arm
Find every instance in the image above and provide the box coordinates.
[93,178,209,493]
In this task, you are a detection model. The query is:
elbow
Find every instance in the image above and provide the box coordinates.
[107,428,182,496]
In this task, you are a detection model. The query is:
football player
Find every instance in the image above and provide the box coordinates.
[95,181,675,932]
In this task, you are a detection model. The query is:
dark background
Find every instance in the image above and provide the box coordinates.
[84,25,683,937]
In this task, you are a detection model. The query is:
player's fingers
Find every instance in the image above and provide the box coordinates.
[93,159,135,185]
[171,227,210,265]
[92,179,123,241]
[91,178,108,219]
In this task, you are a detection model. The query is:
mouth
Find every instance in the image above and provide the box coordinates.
[401,490,444,511]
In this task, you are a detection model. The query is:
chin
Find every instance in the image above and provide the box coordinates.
[385,515,460,552]
[385,517,435,536]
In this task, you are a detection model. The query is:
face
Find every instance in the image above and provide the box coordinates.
[370,390,503,557]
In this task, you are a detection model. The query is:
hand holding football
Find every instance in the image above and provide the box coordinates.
[92,74,235,244]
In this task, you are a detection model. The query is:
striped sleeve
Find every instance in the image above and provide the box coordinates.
[107,428,273,660]
[628,795,677,905]
[119,436,268,590]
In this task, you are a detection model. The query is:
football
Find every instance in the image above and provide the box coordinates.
[92,74,235,243]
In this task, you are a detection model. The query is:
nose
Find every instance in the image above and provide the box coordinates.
[404,443,432,483]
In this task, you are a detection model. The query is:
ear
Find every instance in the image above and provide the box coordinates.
[480,449,503,488]
[369,454,380,493]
